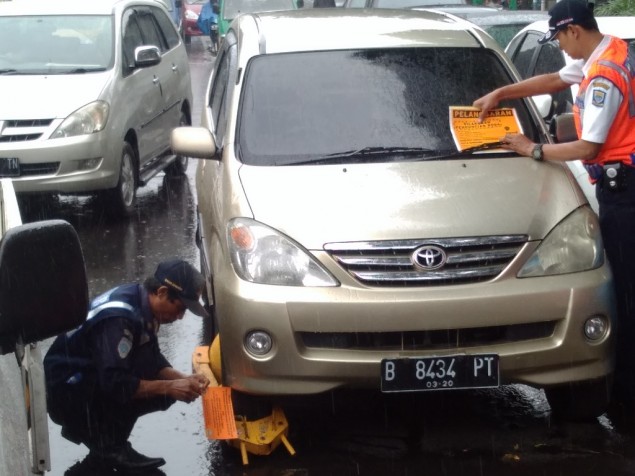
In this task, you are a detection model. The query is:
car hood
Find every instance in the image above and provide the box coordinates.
[0,73,109,119]
[238,158,584,249]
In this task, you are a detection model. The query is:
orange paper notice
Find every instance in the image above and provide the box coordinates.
[202,387,238,440]
[449,106,523,151]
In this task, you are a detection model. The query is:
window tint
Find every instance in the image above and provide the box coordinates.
[510,31,541,79]
[122,10,144,74]
[151,6,180,50]
[210,49,230,142]
[136,10,164,50]
[534,42,571,115]
[238,48,539,165]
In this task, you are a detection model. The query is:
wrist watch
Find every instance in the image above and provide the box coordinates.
[532,144,544,161]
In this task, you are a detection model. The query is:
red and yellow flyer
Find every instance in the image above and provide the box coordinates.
[449,106,523,151]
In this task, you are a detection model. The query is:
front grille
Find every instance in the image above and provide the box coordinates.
[20,162,60,176]
[325,235,527,287]
[299,321,557,351]
[0,118,54,142]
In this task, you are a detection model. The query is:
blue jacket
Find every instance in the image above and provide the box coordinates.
[44,284,170,405]
[197,3,218,36]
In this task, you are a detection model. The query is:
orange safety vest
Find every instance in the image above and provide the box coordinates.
[574,36,635,171]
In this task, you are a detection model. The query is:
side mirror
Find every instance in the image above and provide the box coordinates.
[531,93,553,119]
[551,113,577,143]
[171,126,218,159]
[135,45,162,68]
[0,220,88,354]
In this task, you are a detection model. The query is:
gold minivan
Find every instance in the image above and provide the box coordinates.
[172,9,615,420]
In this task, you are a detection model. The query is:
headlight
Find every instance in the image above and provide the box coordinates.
[51,101,109,139]
[518,207,603,277]
[185,10,199,20]
[227,217,339,286]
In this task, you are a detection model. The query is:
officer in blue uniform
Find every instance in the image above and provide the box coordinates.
[44,259,210,473]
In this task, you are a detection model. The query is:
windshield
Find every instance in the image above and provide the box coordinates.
[238,48,540,166]
[0,15,113,74]
[224,0,295,19]
[375,0,464,7]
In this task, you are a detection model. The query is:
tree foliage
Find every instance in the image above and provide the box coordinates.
[594,0,635,16]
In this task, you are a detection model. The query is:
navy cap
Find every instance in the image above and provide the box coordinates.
[154,259,209,318]
[539,0,595,44]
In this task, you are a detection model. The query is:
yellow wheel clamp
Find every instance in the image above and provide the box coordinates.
[192,337,296,465]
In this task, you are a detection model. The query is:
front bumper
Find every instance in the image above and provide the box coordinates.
[1,130,119,194]
[215,251,616,396]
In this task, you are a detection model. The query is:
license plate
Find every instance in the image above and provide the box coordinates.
[0,157,20,177]
[381,354,499,392]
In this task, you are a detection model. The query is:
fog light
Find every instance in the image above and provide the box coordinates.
[584,316,608,341]
[76,158,102,171]
[245,330,272,356]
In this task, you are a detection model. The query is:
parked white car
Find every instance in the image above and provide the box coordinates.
[0,0,193,217]
[505,16,635,213]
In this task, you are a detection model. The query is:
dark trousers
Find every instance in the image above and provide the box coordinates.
[47,377,175,451]
[596,166,635,403]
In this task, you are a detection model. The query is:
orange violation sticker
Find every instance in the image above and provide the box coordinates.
[449,106,523,151]
[202,387,238,440]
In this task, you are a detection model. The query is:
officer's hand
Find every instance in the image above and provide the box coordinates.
[500,133,533,157]
[473,92,500,123]
[191,373,210,392]
[168,378,206,403]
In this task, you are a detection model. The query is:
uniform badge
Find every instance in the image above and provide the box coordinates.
[592,88,606,107]
[117,336,133,359]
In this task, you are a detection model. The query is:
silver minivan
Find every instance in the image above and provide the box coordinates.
[173,9,616,421]
[0,0,193,217]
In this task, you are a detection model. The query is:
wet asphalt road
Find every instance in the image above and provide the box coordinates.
[20,36,635,476]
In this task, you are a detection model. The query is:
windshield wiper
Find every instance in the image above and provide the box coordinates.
[55,67,108,74]
[290,147,435,165]
[404,141,513,161]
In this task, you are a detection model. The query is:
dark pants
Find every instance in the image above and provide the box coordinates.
[596,165,635,404]
[47,376,175,451]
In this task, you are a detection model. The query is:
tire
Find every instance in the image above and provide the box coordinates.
[544,377,611,421]
[165,112,190,177]
[103,142,137,217]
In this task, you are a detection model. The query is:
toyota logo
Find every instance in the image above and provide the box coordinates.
[412,245,447,270]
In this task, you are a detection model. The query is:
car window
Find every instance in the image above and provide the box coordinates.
[122,10,144,74]
[136,9,165,51]
[375,0,463,5]
[151,6,181,50]
[224,0,295,19]
[238,47,540,165]
[534,42,572,116]
[0,15,113,74]
[209,46,231,142]
[510,31,541,79]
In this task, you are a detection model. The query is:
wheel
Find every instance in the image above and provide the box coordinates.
[544,377,611,421]
[165,112,190,177]
[102,142,137,217]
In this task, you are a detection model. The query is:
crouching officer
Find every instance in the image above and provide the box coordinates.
[44,259,211,472]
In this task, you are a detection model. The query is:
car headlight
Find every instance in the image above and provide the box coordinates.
[51,101,109,139]
[518,206,604,277]
[185,10,199,20]
[227,217,339,286]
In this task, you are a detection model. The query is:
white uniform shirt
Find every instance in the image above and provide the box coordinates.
[559,35,624,144]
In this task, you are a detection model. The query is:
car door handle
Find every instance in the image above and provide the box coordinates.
[153,76,160,84]
[172,64,179,72]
